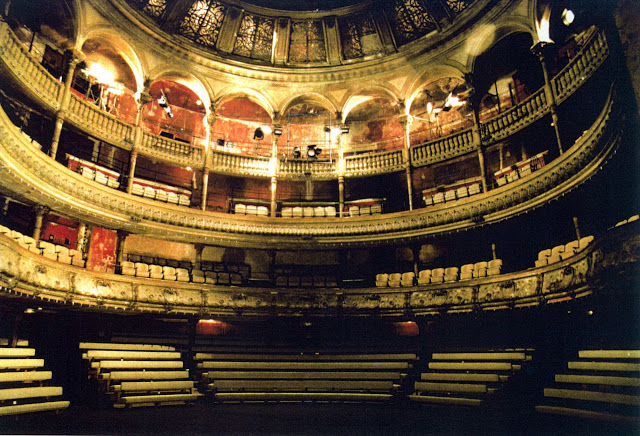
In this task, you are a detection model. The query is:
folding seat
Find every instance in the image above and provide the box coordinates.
[424,195,434,206]
[444,189,457,202]
[20,235,36,249]
[234,204,246,215]
[135,262,150,278]
[292,207,303,218]
[459,264,474,281]
[417,269,431,285]
[430,268,445,283]
[143,186,156,199]
[325,206,337,217]
[371,204,382,215]
[313,276,326,287]
[444,266,459,282]
[0,224,9,235]
[217,272,230,285]
[288,276,301,287]
[107,177,120,189]
[387,273,402,288]
[94,171,108,185]
[128,254,141,263]
[348,206,359,217]
[149,264,164,280]
[230,272,243,285]
[81,166,95,180]
[131,183,144,197]
[548,245,564,264]
[375,273,389,287]
[70,249,85,267]
[275,275,288,287]
[167,192,179,204]
[191,270,205,283]
[155,189,168,202]
[487,259,502,276]
[161,266,176,281]
[468,183,481,196]
[204,271,217,284]
[176,268,190,282]
[213,263,225,272]
[432,192,445,204]
[156,258,167,266]
[518,163,532,178]
[314,206,325,217]
[456,186,468,199]
[360,205,371,215]
[535,249,552,267]
[56,245,72,264]
[401,272,415,287]
[577,235,594,252]
[257,206,269,216]
[38,241,58,261]
[281,207,293,218]
[121,261,136,276]
[628,215,639,223]
[246,205,258,215]
[472,261,488,278]
[10,230,24,242]
[506,170,520,183]
[325,276,338,287]
[303,207,314,218]
[560,240,580,260]
[178,194,190,207]
[301,276,313,287]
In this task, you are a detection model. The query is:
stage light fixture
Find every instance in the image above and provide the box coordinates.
[292,147,301,158]
[340,125,350,134]
[562,8,575,26]
[307,145,316,158]
[253,127,264,140]
[273,125,283,136]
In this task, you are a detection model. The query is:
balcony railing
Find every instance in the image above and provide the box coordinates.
[344,149,405,177]
[139,132,204,168]
[411,129,475,167]
[210,150,271,177]
[67,94,134,149]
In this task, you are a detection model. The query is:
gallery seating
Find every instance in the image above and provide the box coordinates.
[194,349,417,403]
[80,342,202,408]
[536,349,640,423]
[534,236,594,268]
[1,227,85,267]
[410,348,533,406]
[0,341,69,416]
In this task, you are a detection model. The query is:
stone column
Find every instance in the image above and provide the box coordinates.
[531,41,563,154]
[2,197,10,216]
[573,216,582,241]
[115,230,128,268]
[32,205,49,241]
[338,176,345,218]
[194,244,204,270]
[76,222,87,252]
[470,99,488,193]
[127,82,153,193]
[270,176,278,217]
[399,113,414,211]
[50,49,85,159]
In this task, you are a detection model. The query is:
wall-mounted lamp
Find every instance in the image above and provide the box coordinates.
[340,125,350,134]
[273,125,283,136]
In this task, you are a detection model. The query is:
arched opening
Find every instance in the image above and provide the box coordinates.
[213,96,273,157]
[344,97,403,154]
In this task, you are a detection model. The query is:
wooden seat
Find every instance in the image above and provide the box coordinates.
[428,362,513,371]
[0,359,44,369]
[578,350,640,359]
[212,392,392,402]
[554,374,640,387]
[387,273,402,288]
[417,269,431,285]
[79,342,175,351]
[0,401,70,416]
[0,371,52,383]
[459,264,474,281]
[401,272,415,287]
[85,350,181,361]
[432,352,526,361]
[195,353,417,361]
[414,382,487,394]
[93,360,184,370]
[421,373,503,383]
[544,388,640,406]
[203,371,404,381]
[199,361,409,370]
[211,380,395,392]
[567,361,640,371]
[0,347,35,357]
[104,370,189,381]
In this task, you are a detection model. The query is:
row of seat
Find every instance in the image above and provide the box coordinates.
[534,236,594,268]
[282,206,337,218]
[0,340,69,416]
[347,204,383,217]
[274,275,339,288]
[79,165,120,189]
[409,348,533,406]
[121,262,191,281]
[131,182,191,207]
[194,350,417,403]
[80,342,202,408]
[611,214,639,229]
[0,226,85,267]
[423,182,482,207]
[234,204,269,216]
[536,349,640,423]
[376,259,502,287]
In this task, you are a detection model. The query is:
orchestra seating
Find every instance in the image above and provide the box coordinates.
[409,348,533,406]
[534,236,594,267]
[79,342,202,408]
[536,349,640,423]
[1,227,85,267]
[0,341,70,416]
[378,259,502,288]
[194,348,417,403]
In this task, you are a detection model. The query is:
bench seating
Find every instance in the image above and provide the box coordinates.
[197,351,417,403]
[410,348,532,406]
[0,346,69,416]
[536,348,640,422]
[81,342,201,408]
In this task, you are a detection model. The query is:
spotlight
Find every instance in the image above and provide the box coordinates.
[158,94,173,118]
[561,8,575,26]
[293,147,301,159]
[273,125,283,136]
[307,145,317,159]
[340,124,350,134]
[253,127,264,140]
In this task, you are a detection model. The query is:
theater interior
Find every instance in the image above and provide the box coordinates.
[0,0,638,433]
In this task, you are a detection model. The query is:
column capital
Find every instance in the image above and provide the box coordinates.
[33,205,50,216]
[398,114,413,129]
[66,48,86,68]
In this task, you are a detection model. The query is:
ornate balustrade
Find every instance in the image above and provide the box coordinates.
[67,94,134,150]
[552,29,609,104]
[279,158,337,180]
[0,21,611,180]
[210,150,271,177]
[344,149,405,177]
[0,83,621,249]
[0,226,636,316]
[411,129,475,167]
[139,132,204,168]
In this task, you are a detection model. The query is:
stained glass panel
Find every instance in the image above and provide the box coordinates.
[385,0,437,47]
[179,0,226,48]
[128,0,166,21]
[338,13,382,60]
[288,21,326,63]
[233,14,275,62]
[446,0,474,15]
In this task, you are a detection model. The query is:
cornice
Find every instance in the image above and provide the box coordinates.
[1,228,637,317]
[0,85,622,249]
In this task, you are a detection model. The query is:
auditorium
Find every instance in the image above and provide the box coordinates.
[0,0,638,433]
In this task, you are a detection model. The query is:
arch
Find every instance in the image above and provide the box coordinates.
[146,68,213,112]
[341,85,401,123]
[404,63,467,113]
[278,92,339,120]
[212,88,276,120]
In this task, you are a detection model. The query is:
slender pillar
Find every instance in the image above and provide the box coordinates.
[2,197,10,216]
[270,176,278,218]
[471,101,488,193]
[32,205,48,241]
[338,176,345,218]
[573,217,582,241]
[127,82,153,193]
[491,243,497,261]
[201,169,210,211]
[411,245,421,277]
[194,244,204,270]
[76,222,87,253]
[50,49,84,159]
[115,230,128,268]
[399,114,413,210]
[531,41,563,155]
